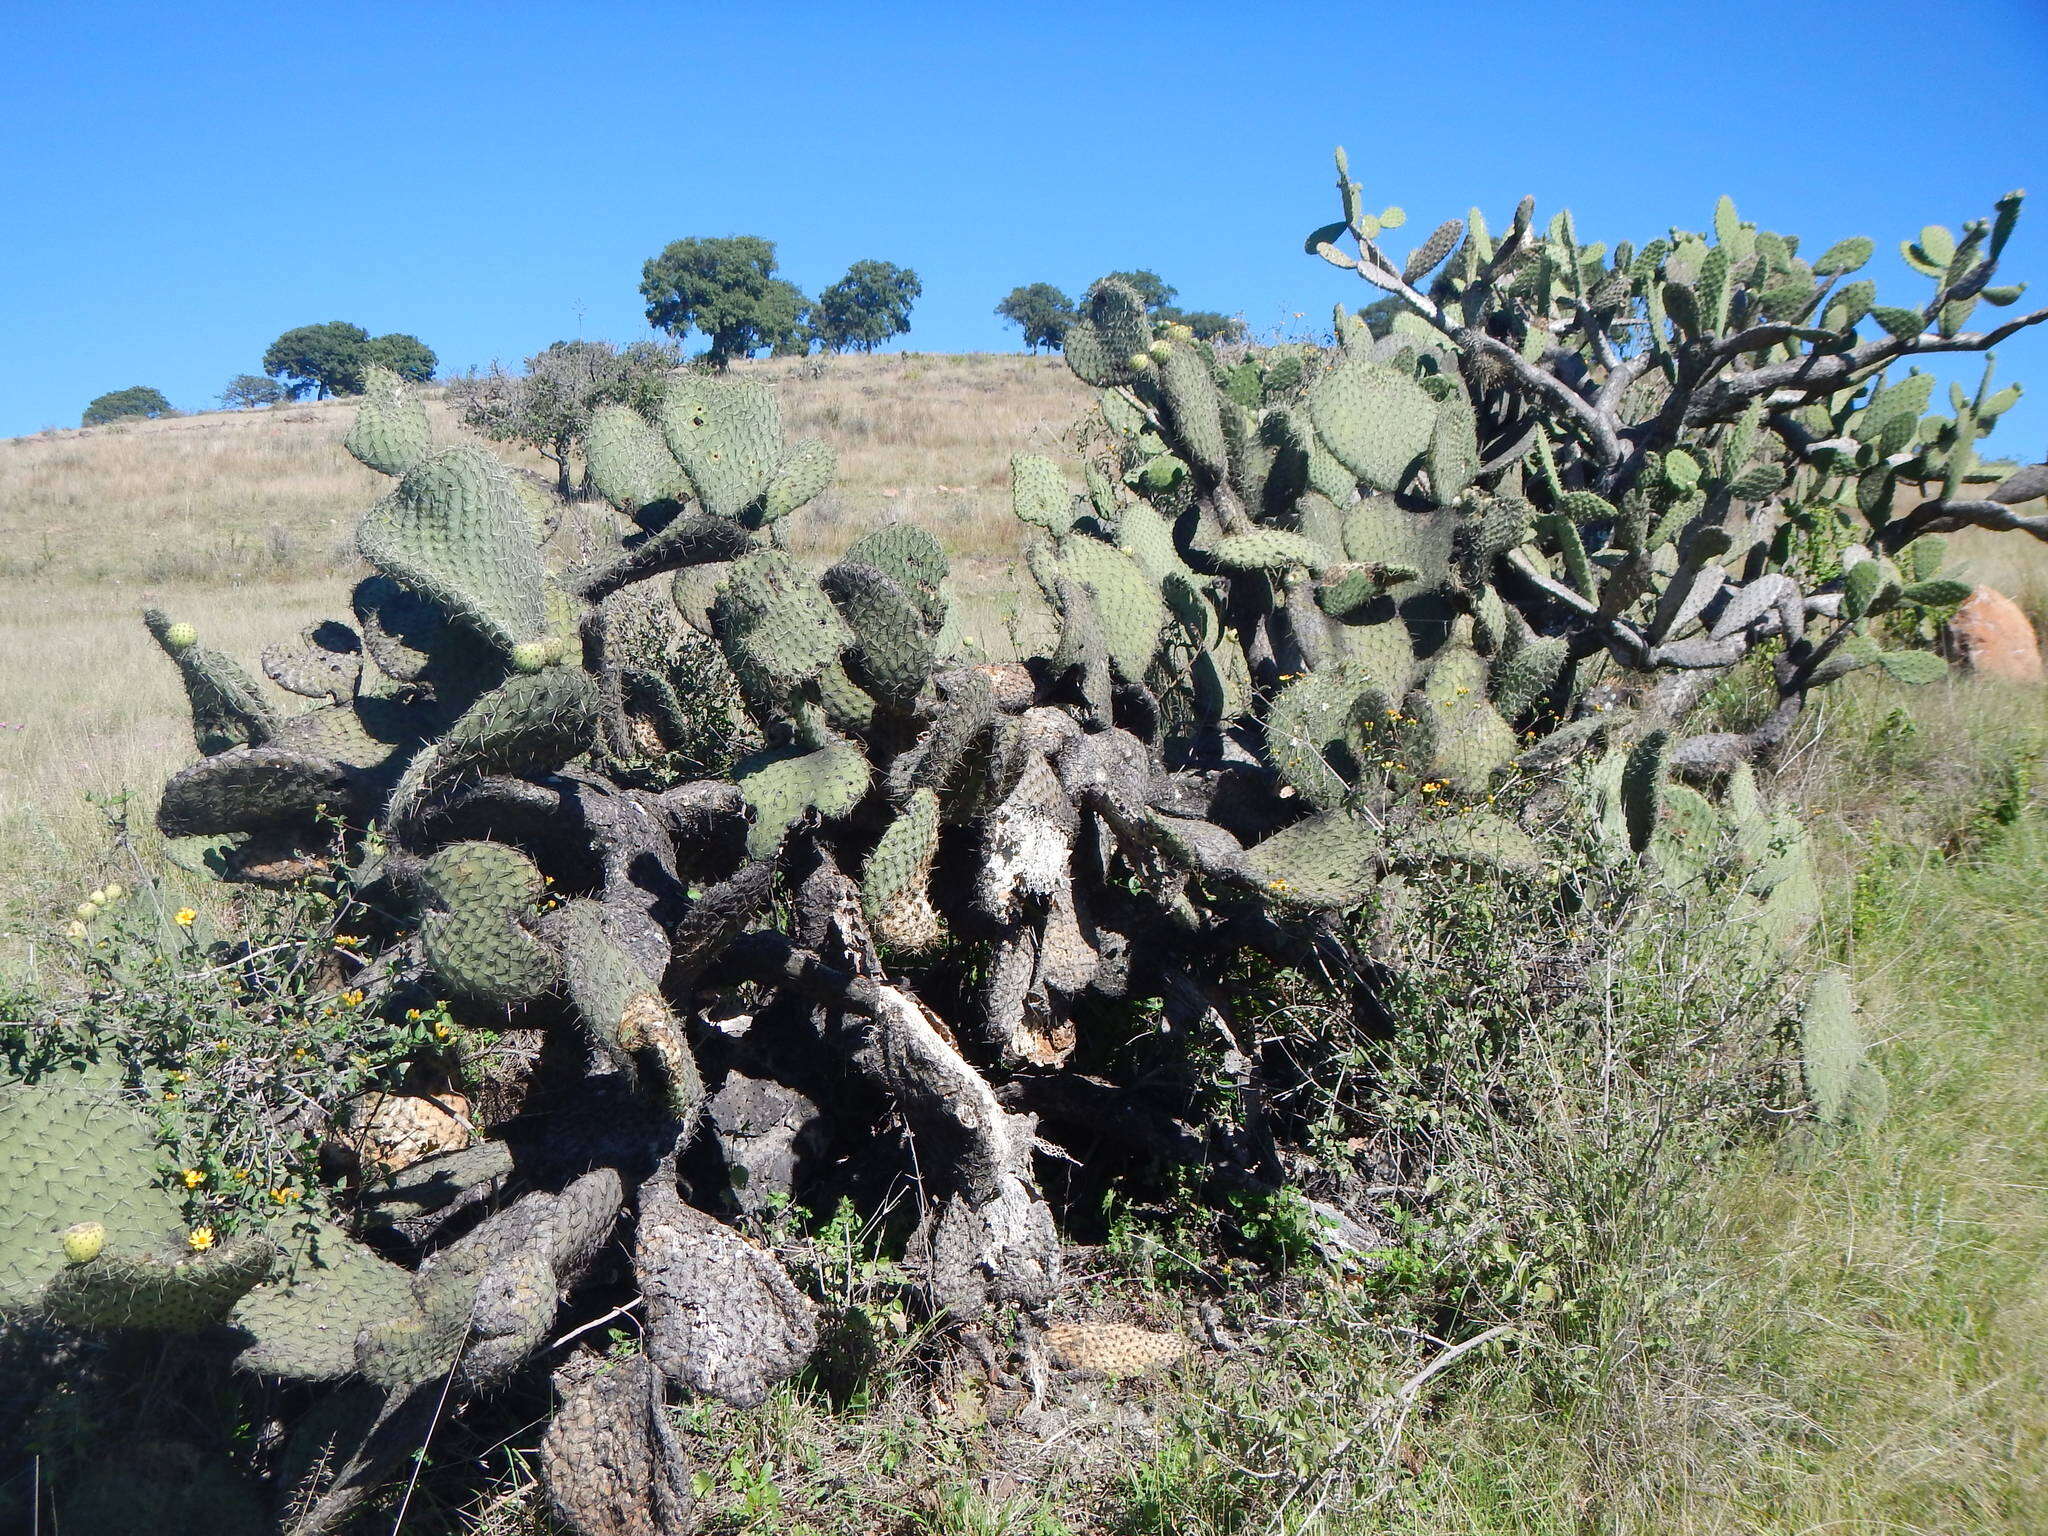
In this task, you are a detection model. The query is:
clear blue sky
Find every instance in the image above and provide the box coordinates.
[4,0,2045,455]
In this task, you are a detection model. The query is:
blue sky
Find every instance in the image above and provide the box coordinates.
[4,0,2045,454]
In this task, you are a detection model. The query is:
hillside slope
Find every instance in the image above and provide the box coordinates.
[0,353,1090,968]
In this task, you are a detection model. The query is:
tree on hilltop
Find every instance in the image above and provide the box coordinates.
[813,260,922,354]
[639,236,812,368]
[81,386,173,426]
[219,374,288,410]
[263,322,437,399]
[996,282,1074,352]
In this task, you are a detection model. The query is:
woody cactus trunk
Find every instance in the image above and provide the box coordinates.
[6,158,2044,1534]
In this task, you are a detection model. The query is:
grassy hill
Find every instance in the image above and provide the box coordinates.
[0,354,1091,970]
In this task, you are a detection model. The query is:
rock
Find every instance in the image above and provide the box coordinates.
[1947,586,2044,683]
[328,1089,472,1175]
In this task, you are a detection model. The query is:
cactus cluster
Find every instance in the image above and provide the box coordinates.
[6,160,2041,1534]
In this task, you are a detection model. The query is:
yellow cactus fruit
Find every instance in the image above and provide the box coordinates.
[61,1221,107,1264]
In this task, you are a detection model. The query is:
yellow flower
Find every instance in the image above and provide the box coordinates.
[334,934,363,948]
[405,1009,423,1021]
[167,1070,188,1083]
[341,989,366,1008]
[433,1023,453,1040]
[230,1168,249,1181]
[271,1187,300,1204]
[174,908,198,927]
[187,1227,215,1252]
[182,1168,206,1188]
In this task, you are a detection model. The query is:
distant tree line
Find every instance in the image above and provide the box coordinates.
[638,236,922,367]
[996,270,1245,352]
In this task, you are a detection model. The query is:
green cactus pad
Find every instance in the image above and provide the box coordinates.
[1062,280,1151,388]
[863,787,944,951]
[230,1217,422,1380]
[657,375,785,521]
[1426,393,1481,500]
[358,446,551,658]
[44,1237,275,1333]
[822,560,936,711]
[1399,810,1546,880]
[1156,345,1229,480]
[344,365,432,477]
[1267,665,1384,809]
[1621,730,1669,854]
[713,551,853,704]
[1213,528,1330,576]
[420,840,561,1006]
[157,746,364,839]
[1801,968,1888,1130]
[1245,811,1383,908]
[1057,537,1167,681]
[585,402,693,510]
[440,666,600,775]
[1487,634,1569,719]
[1012,454,1077,534]
[1308,358,1437,492]
[0,1074,190,1314]
[760,437,836,525]
[737,737,872,859]
[1421,645,1518,793]
[550,901,704,1118]
[144,609,280,755]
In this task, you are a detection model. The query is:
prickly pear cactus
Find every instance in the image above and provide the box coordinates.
[67,164,2039,1533]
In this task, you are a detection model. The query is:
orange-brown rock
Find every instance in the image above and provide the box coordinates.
[1948,586,2044,683]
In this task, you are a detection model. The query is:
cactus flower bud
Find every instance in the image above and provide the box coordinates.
[164,622,198,651]
[1126,353,1154,373]
[101,882,124,900]
[1148,340,1173,363]
[75,902,98,921]
[510,641,552,673]
[61,1222,105,1264]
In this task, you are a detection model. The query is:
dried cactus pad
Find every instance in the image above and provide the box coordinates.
[1043,1320,1187,1376]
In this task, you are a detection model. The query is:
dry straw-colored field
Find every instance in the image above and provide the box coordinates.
[0,353,1091,976]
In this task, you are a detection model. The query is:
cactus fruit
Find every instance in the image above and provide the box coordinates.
[62,1221,106,1264]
